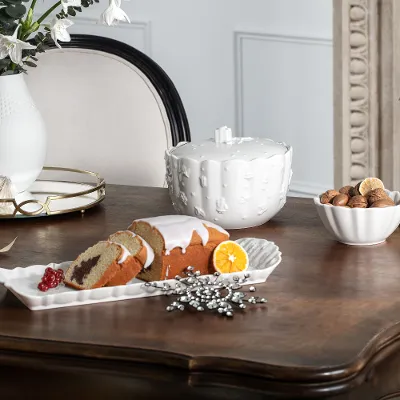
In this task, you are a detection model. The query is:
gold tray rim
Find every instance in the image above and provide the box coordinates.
[0,166,106,218]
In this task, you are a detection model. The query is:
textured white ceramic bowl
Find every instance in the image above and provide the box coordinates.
[314,190,400,245]
[165,135,293,230]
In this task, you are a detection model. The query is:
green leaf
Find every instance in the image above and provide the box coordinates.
[3,0,23,5]
[73,6,82,12]
[67,7,76,16]
[0,8,17,23]
[0,59,11,67]
[1,70,16,76]
[5,4,26,19]
[24,60,36,67]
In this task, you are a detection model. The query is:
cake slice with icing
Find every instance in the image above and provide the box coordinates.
[128,215,229,281]
[64,241,135,290]
[106,231,154,286]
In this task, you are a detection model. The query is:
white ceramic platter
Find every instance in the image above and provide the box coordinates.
[0,238,281,311]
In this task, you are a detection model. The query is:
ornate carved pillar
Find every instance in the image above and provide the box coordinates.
[379,0,400,190]
[334,0,379,188]
[334,0,400,189]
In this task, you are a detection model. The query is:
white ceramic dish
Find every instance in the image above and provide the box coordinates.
[314,190,400,245]
[0,238,281,311]
[165,126,293,229]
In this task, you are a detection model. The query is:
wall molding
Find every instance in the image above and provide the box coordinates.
[72,17,152,56]
[33,15,152,56]
[234,30,332,138]
[288,180,328,198]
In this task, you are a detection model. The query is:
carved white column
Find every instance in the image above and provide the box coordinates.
[334,0,379,187]
[379,0,400,190]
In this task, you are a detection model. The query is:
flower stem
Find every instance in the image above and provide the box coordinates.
[37,1,61,24]
[29,0,38,14]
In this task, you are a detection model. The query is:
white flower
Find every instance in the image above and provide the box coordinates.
[101,0,130,26]
[61,0,82,13]
[0,26,36,66]
[50,18,74,49]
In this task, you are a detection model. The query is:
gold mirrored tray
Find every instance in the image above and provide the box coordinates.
[0,167,106,219]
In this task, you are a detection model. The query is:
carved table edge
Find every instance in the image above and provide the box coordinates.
[0,346,361,398]
[1,324,400,396]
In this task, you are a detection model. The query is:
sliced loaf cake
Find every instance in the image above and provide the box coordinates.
[64,241,135,290]
[106,231,154,286]
[128,215,229,282]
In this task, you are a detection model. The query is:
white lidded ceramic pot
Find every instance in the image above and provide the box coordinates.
[0,73,47,194]
[165,126,293,229]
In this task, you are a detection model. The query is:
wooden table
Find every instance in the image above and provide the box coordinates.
[1,185,400,400]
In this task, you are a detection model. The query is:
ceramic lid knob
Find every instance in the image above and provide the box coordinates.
[215,126,233,144]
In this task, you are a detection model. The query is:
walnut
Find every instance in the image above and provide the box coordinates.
[370,198,395,208]
[339,186,354,196]
[347,195,368,208]
[332,193,349,206]
[367,188,389,206]
[320,190,340,204]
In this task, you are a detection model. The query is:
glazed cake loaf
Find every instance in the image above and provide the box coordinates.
[106,231,154,286]
[128,215,229,281]
[64,241,137,290]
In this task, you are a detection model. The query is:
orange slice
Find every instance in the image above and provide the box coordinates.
[213,241,249,274]
[358,177,385,196]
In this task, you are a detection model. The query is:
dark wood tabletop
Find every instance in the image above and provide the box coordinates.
[1,185,400,400]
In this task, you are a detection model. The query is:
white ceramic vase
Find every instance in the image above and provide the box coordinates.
[0,73,47,194]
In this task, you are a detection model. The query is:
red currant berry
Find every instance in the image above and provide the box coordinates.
[56,269,64,276]
[45,267,54,274]
[48,281,58,289]
[38,282,49,292]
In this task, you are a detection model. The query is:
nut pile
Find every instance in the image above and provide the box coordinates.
[320,178,395,208]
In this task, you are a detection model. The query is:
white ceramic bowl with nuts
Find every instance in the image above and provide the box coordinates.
[314,180,400,245]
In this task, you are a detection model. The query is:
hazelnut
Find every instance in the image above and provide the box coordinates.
[349,186,360,197]
[367,188,388,206]
[355,181,362,192]
[339,185,354,195]
[332,193,349,206]
[320,190,340,204]
[370,198,395,208]
[348,195,368,208]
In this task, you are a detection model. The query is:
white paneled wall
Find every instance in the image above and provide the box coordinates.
[34,0,333,197]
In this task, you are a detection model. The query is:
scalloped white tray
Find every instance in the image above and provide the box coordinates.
[0,238,281,311]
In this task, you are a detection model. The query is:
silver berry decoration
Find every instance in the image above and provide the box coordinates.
[143,266,266,317]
